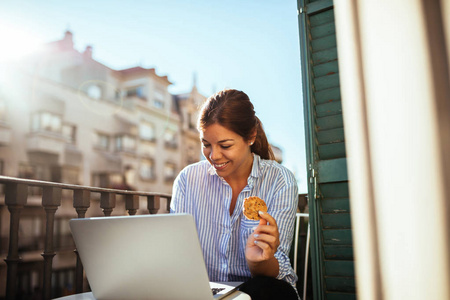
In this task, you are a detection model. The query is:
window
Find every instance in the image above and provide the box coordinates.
[187,145,199,164]
[154,99,164,109]
[164,162,176,181]
[139,159,155,180]
[188,112,196,130]
[164,129,177,148]
[62,123,76,143]
[115,134,136,152]
[154,90,165,109]
[115,90,121,100]
[62,166,79,184]
[95,132,110,150]
[92,172,121,188]
[87,84,101,100]
[31,112,62,133]
[125,86,145,98]
[18,163,34,179]
[139,122,155,141]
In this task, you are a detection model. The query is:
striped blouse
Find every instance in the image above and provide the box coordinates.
[170,154,299,289]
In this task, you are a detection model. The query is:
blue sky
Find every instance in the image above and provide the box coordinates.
[0,0,307,192]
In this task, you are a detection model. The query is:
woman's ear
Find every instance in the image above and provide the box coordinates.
[249,129,257,145]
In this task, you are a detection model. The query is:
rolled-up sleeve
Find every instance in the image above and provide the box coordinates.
[271,177,299,287]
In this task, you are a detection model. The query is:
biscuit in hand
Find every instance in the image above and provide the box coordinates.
[243,196,268,220]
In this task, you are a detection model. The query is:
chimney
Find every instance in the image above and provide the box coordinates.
[83,45,93,59]
[62,30,74,50]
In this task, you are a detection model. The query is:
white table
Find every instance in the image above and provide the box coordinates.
[53,282,251,300]
[54,290,250,300]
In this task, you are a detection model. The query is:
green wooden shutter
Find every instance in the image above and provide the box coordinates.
[297,0,356,299]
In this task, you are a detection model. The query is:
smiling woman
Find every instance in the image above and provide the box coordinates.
[171,89,300,300]
[0,21,44,62]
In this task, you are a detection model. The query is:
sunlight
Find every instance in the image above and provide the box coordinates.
[0,21,44,63]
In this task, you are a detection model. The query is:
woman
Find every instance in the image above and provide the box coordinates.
[170,89,299,299]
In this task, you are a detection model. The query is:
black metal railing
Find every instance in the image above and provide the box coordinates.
[0,175,171,300]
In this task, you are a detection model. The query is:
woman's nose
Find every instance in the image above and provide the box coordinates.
[209,146,222,161]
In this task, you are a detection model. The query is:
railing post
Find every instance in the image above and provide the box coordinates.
[41,186,62,300]
[166,196,172,212]
[73,189,91,293]
[125,194,139,215]
[100,192,116,216]
[4,183,28,300]
[147,195,160,214]
[73,189,90,218]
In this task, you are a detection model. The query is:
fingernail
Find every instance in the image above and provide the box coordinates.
[259,211,264,215]
[251,226,257,231]
[254,240,259,245]
[254,234,259,238]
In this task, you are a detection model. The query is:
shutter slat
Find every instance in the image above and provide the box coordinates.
[313,60,339,77]
[315,87,341,104]
[316,100,342,117]
[318,142,346,159]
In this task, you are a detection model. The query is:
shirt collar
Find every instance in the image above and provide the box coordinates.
[250,153,262,178]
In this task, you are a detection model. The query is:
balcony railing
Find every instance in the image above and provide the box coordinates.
[0,175,310,300]
[0,175,171,300]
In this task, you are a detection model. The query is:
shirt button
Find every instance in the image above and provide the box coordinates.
[222,263,227,269]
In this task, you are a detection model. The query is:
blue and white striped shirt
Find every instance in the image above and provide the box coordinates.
[170,154,298,288]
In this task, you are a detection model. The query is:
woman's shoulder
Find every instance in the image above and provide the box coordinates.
[179,159,210,176]
[259,158,297,184]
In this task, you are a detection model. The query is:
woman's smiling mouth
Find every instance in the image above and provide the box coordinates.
[213,161,229,170]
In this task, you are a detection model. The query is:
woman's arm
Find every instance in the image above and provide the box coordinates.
[170,171,187,213]
[245,178,298,283]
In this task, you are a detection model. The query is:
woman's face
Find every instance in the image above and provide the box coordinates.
[200,123,254,182]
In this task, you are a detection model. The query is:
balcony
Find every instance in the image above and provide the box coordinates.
[27,132,67,155]
[0,176,310,300]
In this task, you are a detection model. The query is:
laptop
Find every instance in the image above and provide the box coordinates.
[69,213,241,300]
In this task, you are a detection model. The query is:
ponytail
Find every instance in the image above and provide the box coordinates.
[251,117,275,160]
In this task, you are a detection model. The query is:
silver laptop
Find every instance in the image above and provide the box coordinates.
[69,213,240,300]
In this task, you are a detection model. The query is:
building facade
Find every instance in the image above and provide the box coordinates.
[0,30,205,195]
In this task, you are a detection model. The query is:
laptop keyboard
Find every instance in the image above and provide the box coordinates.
[211,288,225,295]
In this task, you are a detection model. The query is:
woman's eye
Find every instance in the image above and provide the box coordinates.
[221,145,231,149]
[202,144,210,148]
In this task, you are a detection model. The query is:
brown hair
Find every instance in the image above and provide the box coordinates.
[197,89,275,160]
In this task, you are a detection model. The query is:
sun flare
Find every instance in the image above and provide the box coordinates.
[0,22,44,63]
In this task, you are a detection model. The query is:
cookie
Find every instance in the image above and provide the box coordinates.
[243,196,268,220]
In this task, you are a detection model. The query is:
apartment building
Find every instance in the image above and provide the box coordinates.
[0,30,209,298]
[0,30,205,195]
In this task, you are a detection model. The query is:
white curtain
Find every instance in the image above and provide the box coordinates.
[333,1,450,299]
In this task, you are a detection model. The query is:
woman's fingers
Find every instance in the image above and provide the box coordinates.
[254,213,278,237]
[253,233,277,246]
[252,211,280,253]
[259,211,277,226]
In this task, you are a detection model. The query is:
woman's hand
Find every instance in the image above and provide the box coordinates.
[245,211,280,277]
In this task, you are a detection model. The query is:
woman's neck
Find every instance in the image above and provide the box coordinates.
[224,153,254,191]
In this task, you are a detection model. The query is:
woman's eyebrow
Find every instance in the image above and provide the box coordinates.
[202,138,234,143]
[201,138,234,143]
[218,139,234,143]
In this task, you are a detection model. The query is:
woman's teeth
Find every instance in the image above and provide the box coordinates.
[215,162,228,168]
